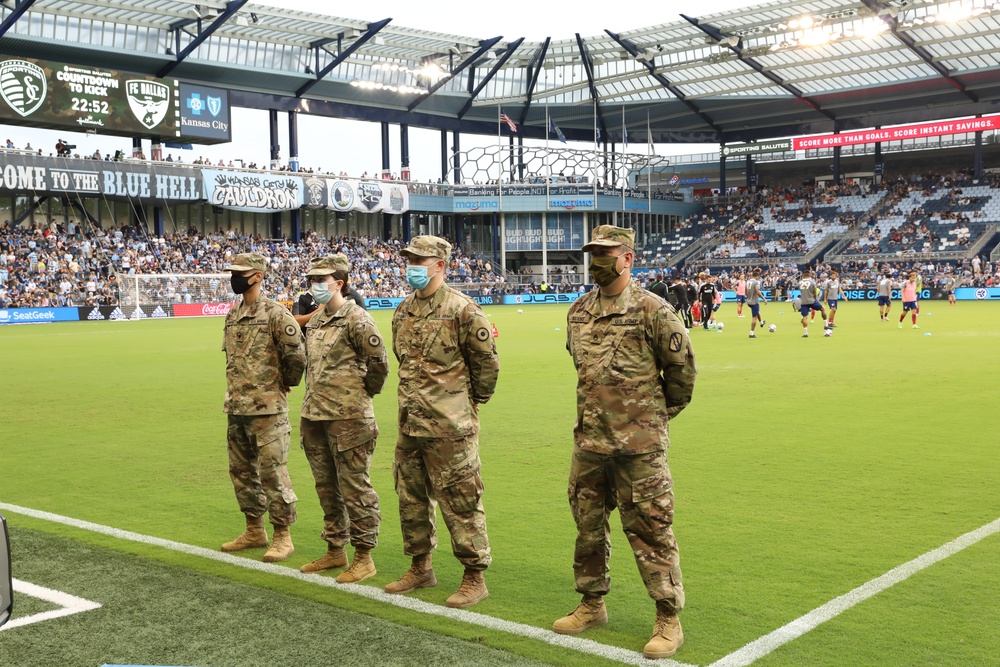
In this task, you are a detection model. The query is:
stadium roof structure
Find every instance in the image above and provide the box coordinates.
[2,0,1000,145]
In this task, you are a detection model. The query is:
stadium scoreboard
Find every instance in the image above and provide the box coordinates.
[0,56,231,143]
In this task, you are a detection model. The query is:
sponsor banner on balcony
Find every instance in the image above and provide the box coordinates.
[794,114,1000,150]
[0,152,201,201]
[203,170,303,212]
[326,179,409,214]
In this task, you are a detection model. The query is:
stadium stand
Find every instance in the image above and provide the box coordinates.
[0,225,505,308]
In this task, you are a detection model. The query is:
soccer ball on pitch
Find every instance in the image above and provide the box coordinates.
[768,324,777,333]
[823,328,832,337]
[517,309,523,314]
[716,322,724,330]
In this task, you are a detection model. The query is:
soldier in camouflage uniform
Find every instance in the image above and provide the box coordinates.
[298,255,389,583]
[221,253,306,563]
[554,226,697,660]
[385,235,500,608]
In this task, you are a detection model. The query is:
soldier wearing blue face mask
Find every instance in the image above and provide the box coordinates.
[298,254,389,582]
[385,235,500,608]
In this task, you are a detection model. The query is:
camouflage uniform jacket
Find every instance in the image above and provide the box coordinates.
[392,285,500,438]
[302,300,389,422]
[566,281,697,455]
[223,296,306,416]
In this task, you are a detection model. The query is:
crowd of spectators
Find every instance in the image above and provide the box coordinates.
[0,221,507,309]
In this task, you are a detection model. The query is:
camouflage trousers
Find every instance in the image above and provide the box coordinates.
[393,433,491,570]
[227,413,297,526]
[568,446,684,613]
[300,417,381,551]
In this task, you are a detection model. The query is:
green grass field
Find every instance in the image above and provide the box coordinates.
[2,300,999,666]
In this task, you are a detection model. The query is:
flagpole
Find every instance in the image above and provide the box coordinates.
[647,109,652,228]
[593,100,598,187]
[498,102,503,210]
[621,105,626,214]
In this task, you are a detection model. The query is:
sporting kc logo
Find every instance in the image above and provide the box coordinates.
[0,59,47,117]
[126,80,171,129]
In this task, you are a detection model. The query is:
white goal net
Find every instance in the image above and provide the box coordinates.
[114,273,234,307]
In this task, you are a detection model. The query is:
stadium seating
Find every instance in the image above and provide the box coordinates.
[844,185,1000,255]
[639,212,731,265]
[705,196,864,259]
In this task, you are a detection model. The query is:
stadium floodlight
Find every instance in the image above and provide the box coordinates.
[0,514,11,629]
[415,62,445,83]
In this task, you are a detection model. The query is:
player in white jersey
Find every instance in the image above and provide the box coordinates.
[745,268,768,338]
[877,270,893,321]
[821,270,847,328]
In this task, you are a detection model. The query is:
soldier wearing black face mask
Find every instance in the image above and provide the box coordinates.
[220,253,306,564]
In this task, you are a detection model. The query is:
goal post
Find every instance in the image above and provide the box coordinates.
[114,273,234,308]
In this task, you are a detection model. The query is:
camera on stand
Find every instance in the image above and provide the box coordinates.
[56,139,76,156]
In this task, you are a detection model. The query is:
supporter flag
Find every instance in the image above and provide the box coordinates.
[549,117,567,144]
[500,113,518,133]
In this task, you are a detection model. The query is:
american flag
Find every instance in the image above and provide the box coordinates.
[500,113,517,133]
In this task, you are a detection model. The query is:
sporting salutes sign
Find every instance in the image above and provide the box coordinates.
[0,56,179,137]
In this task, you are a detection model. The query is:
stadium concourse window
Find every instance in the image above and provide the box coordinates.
[0,514,11,628]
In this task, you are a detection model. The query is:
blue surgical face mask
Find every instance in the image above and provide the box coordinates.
[406,264,435,290]
[311,282,333,305]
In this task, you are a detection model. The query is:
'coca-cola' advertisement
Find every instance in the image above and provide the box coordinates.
[173,302,234,317]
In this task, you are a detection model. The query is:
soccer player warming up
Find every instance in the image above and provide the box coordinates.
[822,269,847,328]
[735,273,746,318]
[877,269,893,321]
[898,271,920,329]
[797,269,828,337]
[746,268,767,338]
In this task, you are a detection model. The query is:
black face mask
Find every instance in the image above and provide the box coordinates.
[231,273,256,295]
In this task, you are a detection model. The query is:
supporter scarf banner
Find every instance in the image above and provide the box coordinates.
[202,169,303,212]
[0,152,202,201]
[326,179,410,214]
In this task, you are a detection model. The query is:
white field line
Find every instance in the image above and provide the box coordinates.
[2,579,102,631]
[0,502,692,667]
[709,516,1000,667]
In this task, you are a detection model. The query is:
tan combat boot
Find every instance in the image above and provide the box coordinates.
[552,595,608,635]
[643,605,684,659]
[220,515,269,552]
[299,546,347,574]
[384,554,436,594]
[262,525,294,563]
[336,549,376,584]
[445,569,488,608]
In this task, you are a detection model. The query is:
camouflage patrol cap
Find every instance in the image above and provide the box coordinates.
[225,253,267,273]
[582,225,635,252]
[306,254,351,276]
[401,235,452,262]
